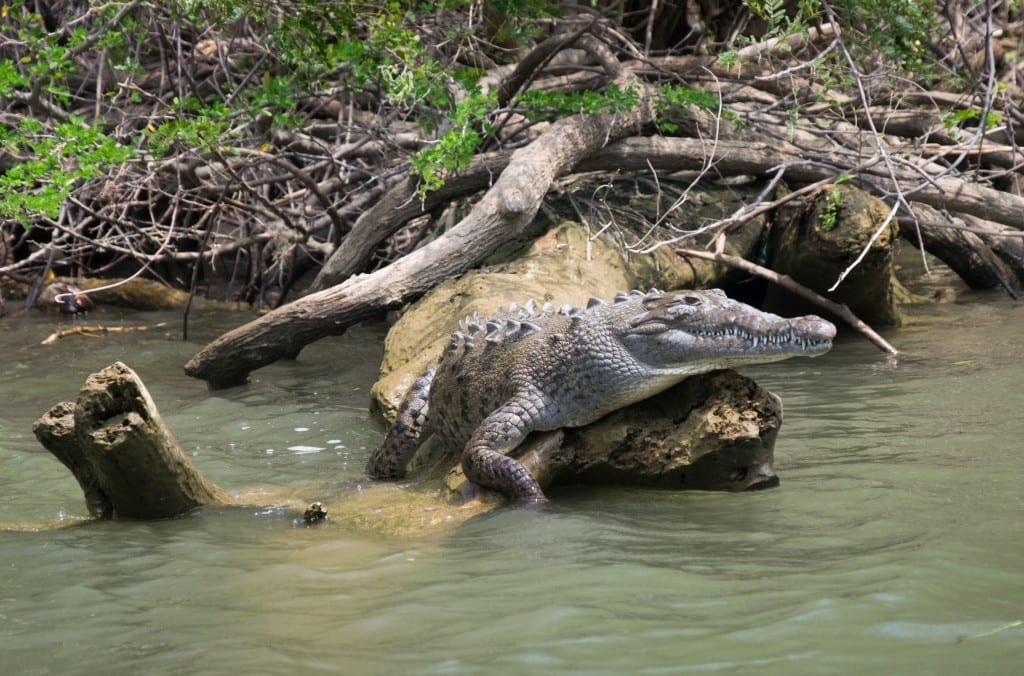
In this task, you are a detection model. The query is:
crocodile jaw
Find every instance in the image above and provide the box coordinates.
[618,290,836,376]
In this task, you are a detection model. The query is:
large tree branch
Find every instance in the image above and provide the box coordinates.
[308,150,514,292]
[579,137,1024,230]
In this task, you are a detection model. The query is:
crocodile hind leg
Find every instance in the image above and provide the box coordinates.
[461,398,547,503]
[366,368,435,479]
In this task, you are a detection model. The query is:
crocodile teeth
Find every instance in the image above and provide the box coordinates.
[524,299,537,313]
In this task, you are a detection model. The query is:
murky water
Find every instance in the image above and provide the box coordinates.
[1,291,1022,674]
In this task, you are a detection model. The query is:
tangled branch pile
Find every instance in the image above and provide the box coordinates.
[1,0,1021,326]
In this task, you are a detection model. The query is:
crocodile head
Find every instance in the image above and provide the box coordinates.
[617,289,836,376]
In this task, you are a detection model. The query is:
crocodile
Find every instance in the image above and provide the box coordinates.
[366,288,836,503]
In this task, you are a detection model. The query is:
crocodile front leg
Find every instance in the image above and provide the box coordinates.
[461,396,547,503]
[366,368,435,479]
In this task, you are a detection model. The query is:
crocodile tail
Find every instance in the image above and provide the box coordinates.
[366,367,436,479]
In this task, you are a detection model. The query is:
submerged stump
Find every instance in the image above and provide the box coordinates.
[33,362,231,519]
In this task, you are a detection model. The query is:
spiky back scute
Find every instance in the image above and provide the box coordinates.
[428,289,664,448]
[444,289,661,356]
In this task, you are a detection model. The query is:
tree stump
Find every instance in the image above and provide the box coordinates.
[765,183,903,327]
[33,362,231,519]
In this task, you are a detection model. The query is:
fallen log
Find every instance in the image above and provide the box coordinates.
[185,124,1022,388]
[23,361,493,533]
[23,360,783,535]
[33,362,231,519]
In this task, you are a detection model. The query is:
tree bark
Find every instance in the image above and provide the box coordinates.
[33,362,231,519]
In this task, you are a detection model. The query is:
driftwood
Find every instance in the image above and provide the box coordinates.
[33,362,231,519]
[24,360,784,533]
[40,322,168,345]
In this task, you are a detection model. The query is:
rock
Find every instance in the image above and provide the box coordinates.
[438,370,782,504]
[765,183,903,327]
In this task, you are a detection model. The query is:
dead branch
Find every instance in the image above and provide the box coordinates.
[40,322,169,345]
[185,33,655,388]
[580,137,1024,230]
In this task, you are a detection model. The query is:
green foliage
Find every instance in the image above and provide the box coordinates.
[836,0,939,75]
[745,0,797,30]
[517,84,642,121]
[0,4,137,222]
[144,100,234,158]
[0,58,29,97]
[721,0,940,81]
[409,90,497,197]
[0,116,135,222]
[0,1,574,219]
[655,84,739,133]
[943,107,1004,136]
[478,0,558,46]
[409,83,647,197]
[819,186,842,231]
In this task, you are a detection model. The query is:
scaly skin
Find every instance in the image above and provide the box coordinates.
[367,289,836,503]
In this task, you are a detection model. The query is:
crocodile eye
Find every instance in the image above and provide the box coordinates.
[682,295,703,305]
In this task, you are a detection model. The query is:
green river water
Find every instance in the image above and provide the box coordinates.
[1,287,1022,674]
